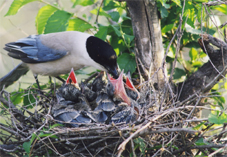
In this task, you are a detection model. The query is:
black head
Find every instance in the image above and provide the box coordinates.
[86,36,118,78]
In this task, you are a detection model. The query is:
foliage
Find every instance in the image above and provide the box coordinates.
[158,0,227,103]
[1,0,227,156]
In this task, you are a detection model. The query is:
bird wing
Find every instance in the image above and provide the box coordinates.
[4,35,68,63]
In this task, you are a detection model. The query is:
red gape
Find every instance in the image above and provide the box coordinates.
[125,76,140,100]
[126,77,134,89]
[107,70,131,106]
[66,68,78,85]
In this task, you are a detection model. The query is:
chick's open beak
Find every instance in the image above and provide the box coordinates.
[125,77,140,100]
[107,70,131,106]
[66,68,80,89]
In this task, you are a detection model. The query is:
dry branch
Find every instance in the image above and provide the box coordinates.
[177,34,227,101]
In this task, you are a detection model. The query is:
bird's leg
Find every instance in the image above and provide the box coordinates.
[49,76,52,83]
[34,75,41,90]
[49,76,57,93]
[34,75,44,95]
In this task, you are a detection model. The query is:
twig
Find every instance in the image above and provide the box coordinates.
[8,19,28,36]
[82,72,99,84]
[208,144,227,157]
[0,124,23,138]
[95,0,104,24]
[147,128,198,134]
[130,139,136,157]
[186,97,201,120]
[117,106,198,156]
[168,0,186,83]
[220,21,227,28]
[173,144,227,155]
[205,0,227,6]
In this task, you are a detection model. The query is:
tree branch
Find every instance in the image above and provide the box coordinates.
[177,34,227,101]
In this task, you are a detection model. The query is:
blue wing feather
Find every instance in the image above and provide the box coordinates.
[4,35,67,63]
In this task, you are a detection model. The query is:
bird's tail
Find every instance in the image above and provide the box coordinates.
[0,62,29,90]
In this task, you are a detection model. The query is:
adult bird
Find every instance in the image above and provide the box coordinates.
[0,31,119,90]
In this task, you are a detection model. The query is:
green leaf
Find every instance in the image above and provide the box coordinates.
[121,19,132,34]
[90,7,111,18]
[192,61,203,67]
[49,123,63,129]
[224,81,227,89]
[111,25,121,37]
[23,92,36,109]
[193,122,205,130]
[23,141,31,154]
[208,112,227,124]
[195,138,205,146]
[124,34,134,45]
[214,97,225,109]
[110,36,126,56]
[185,24,201,35]
[189,48,198,61]
[197,4,205,23]
[160,6,168,18]
[67,18,93,32]
[184,1,195,28]
[210,90,225,109]
[134,137,146,154]
[5,0,37,16]
[213,4,227,15]
[44,10,72,34]
[185,41,200,49]
[199,51,207,58]
[36,5,58,34]
[173,68,186,80]
[185,25,215,35]
[118,53,137,74]
[109,11,120,22]
[212,84,219,90]
[103,0,119,11]
[172,0,181,7]
[10,89,24,104]
[161,24,174,33]
[30,133,38,144]
[201,27,216,35]
[162,2,170,9]
[194,0,208,2]
[39,132,58,139]
[72,0,96,7]
[167,45,176,58]
[95,26,108,40]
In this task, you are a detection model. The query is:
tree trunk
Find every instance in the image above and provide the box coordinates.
[127,0,227,103]
[127,0,166,88]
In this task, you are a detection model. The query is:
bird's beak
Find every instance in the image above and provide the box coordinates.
[108,66,119,79]
[125,77,140,100]
[66,68,80,89]
[107,70,131,106]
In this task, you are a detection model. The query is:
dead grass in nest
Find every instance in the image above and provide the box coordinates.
[0,82,227,157]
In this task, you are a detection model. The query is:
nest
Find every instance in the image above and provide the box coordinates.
[0,77,227,157]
